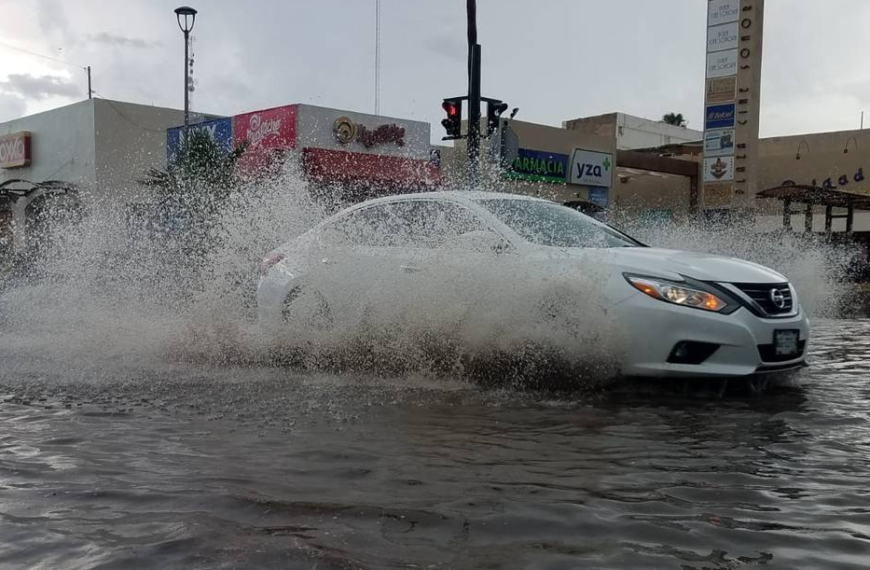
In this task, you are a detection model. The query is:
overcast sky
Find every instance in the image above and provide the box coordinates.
[2,0,870,143]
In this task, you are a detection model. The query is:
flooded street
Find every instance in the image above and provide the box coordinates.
[1,319,868,569]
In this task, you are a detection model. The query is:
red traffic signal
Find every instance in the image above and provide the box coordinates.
[441,98,463,138]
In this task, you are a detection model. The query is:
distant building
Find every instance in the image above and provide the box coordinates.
[563,112,702,151]
[0,99,190,252]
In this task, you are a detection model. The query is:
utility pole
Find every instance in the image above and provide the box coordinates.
[467,0,481,187]
[374,0,381,115]
[86,66,92,99]
[174,6,198,133]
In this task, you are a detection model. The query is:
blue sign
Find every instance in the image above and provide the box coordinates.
[588,187,609,207]
[166,117,233,164]
[705,103,736,130]
[506,148,569,183]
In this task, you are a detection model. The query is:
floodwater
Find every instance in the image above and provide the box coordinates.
[1,319,869,569]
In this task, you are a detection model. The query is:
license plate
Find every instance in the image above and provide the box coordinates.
[774,329,799,356]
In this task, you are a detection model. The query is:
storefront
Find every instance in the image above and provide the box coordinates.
[167,104,442,207]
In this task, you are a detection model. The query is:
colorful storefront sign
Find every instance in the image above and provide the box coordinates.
[233,105,298,171]
[166,117,232,163]
[0,131,32,169]
[505,148,568,183]
[568,148,614,187]
[705,103,736,130]
[704,128,735,157]
[703,156,735,182]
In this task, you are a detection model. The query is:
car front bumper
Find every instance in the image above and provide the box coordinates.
[613,292,810,379]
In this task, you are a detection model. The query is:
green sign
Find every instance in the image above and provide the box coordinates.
[504,148,569,184]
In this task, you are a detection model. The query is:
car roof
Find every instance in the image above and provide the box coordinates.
[354,190,552,207]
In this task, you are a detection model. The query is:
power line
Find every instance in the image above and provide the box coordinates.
[91,92,168,133]
[0,40,85,70]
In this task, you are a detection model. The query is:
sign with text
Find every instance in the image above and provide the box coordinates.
[706,48,738,78]
[233,105,298,172]
[706,76,736,104]
[506,148,569,184]
[0,131,32,169]
[703,156,735,182]
[707,22,739,53]
[704,128,735,157]
[708,0,740,26]
[569,149,613,188]
[705,103,736,130]
[166,117,232,164]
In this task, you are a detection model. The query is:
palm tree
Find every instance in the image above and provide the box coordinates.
[661,113,687,127]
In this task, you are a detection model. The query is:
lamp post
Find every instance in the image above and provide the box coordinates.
[174,6,197,133]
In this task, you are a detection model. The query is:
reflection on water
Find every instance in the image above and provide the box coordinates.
[1,319,870,569]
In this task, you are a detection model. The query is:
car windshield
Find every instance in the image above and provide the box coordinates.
[475,199,640,248]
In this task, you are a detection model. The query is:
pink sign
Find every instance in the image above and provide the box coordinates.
[233,105,297,172]
[0,131,32,169]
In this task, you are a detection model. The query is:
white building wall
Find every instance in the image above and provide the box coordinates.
[295,104,431,160]
[93,99,185,206]
[615,113,702,151]
[0,100,98,189]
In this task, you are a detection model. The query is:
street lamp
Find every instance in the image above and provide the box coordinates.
[174,6,197,132]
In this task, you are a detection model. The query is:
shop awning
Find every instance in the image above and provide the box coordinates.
[302,148,441,188]
[758,184,870,232]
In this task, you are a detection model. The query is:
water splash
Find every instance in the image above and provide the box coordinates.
[0,163,858,387]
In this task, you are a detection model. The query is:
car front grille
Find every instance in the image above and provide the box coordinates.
[731,282,794,316]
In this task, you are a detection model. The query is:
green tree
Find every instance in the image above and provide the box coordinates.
[141,130,247,254]
[661,113,687,127]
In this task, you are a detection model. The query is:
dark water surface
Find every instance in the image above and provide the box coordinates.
[1,319,869,569]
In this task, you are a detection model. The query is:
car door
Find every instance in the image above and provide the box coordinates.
[306,202,410,325]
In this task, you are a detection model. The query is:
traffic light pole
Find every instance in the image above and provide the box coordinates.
[468,43,482,187]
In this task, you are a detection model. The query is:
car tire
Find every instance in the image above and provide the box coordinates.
[282,286,335,331]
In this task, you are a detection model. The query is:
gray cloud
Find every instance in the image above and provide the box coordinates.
[88,32,161,49]
[36,0,73,43]
[0,74,81,100]
[0,93,27,123]
[422,30,465,62]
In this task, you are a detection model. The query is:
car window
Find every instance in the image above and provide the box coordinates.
[475,199,639,248]
[318,200,489,249]
[318,204,395,247]
[388,200,487,248]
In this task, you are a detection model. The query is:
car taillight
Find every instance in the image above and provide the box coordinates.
[259,253,284,276]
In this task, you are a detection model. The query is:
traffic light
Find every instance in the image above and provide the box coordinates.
[486,99,509,136]
[441,98,462,138]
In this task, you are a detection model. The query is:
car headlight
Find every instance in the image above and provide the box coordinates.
[624,274,733,313]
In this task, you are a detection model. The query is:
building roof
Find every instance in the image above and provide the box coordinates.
[758,184,870,210]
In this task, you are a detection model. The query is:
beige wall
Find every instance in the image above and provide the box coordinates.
[93,99,186,206]
[611,169,693,219]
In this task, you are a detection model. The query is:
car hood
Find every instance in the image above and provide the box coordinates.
[539,247,788,284]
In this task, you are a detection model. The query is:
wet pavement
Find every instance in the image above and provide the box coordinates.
[1,319,869,569]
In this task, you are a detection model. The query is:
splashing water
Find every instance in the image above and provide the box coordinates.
[0,164,858,387]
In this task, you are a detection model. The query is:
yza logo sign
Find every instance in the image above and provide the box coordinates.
[569,149,613,187]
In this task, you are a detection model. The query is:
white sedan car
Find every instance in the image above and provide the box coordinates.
[258,191,809,379]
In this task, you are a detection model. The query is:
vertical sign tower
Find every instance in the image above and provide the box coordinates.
[702,0,764,216]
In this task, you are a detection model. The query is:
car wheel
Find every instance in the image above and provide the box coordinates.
[282,286,335,331]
